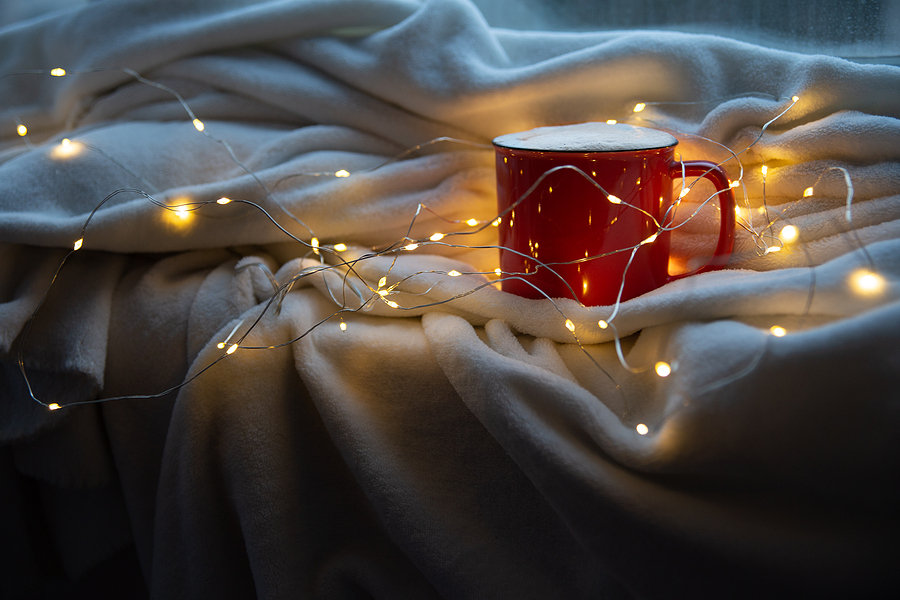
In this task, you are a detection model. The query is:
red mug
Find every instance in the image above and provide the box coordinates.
[493,122,735,306]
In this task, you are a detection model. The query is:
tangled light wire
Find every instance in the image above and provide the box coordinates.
[6,66,874,428]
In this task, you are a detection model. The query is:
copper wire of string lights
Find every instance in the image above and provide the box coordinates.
[8,67,884,433]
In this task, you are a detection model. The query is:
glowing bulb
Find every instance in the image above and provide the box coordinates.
[491,218,501,227]
[226,344,239,354]
[655,362,671,377]
[333,243,347,252]
[761,165,768,176]
[598,320,608,329]
[50,68,66,76]
[176,208,190,220]
[607,195,622,205]
[803,187,814,197]
[770,326,787,337]
[765,245,781,254]
[729,180,741,188]
[636,423,649,435]
[386,300,399,308]
[792,95,800,102]
[216,197,231,204]
[430,233,444,241]
[633,103,646,113]
[466,218,479,227]
[217,342,226,349]
[734,205,742,217]
[404,243,418,251]
[378,276,387,288]
[17,124,27,136]
[850,270,886,295]
[565,319,575,332]
[606,119,617,124]
[779,225,799,243]
[494,268,501,276]
[48,403,61,411]
[73,238,83,251]
[448,270,462,277]
[311,237,319,248]
[61,138,70,148]
[192,118,205,131]
[340,322,347,331]
[335,169,350,178]
[679,187,691,199]
[641,233,658,245]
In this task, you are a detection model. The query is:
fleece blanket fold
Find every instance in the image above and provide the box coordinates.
[1,0,898,598]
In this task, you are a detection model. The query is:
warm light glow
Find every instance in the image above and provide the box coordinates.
[227,344,239,354]
[641,233,658,245]
[217,342,226,349]
[404,243,418,251]
[792,95,800,102]
[803,187,814,197]
[765,245,782,254]
[335,169,350,178]
[679,187,691,199]
[377,290,388,296]
[61,138,70,148]
[598,320,608,329]
[48,403,61,411]
[606,119,617,124]
[16,124,27,136]
[386,300,399,308]
[636,423,649,435]
[430,233,444,241]
[494,268,501,276]
[492,218,501,227]
[729,180,741,188]
[655,362,671,377]
[565,319,575,332]
[50,68,66,76]
[333,243,347,252]
[176,208,190,220]
[761,165,768,176]
[448,270,461,277]
[734,205,743,217]
[770,326,787,337]
[73,238,83,251]
[607,195,622,205]
[216,197,231,204]
[378,276,387,288]
[340,322,347,331]
[779,225,799,243]
[466,218,479,226]
[850,270,886,296]
[633,103,646,113]
[192,118,205,131]
[311,237,319,249]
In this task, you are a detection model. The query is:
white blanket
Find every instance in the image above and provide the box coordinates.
[1,0,898,598]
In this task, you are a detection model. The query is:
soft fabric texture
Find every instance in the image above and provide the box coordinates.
[1,0,898,598]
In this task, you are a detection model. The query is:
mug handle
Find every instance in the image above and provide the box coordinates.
[667,160,735,280]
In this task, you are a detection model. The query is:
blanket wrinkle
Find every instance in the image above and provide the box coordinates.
[1,0,899,597]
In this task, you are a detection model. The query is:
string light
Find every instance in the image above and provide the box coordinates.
[598,320,609,329]
[770,326,787,337]
[226,344,239,354]
[333,243,348,252]
[466,218,479,226]
[494,268,501,276]
[779,225,799,243]
[850,270,886,296]
[491,218,501,226]
[606,119,617,124]
[216,197,231,204]
[175,208,190,219]
[641,233,658,245]
[17,124,27,136]
[48,403,61,410]
[679,187,691,198]
[340,321,347,331]
[378,276,387,288]
[729,180,741,188]
[429,233,444,241]
[803,187,814,197]
[564,319,575,332]
[448,270,462,277]
[636,423,649,435]
[633,103,646,113]
[217,342,226,349]
[73,238,83,251]
[386,300,399,308]
[50,68,66,76]
[607,195,622,204]
[655,362,671,377]
[792,95,800,102]
[765,245,781,254]
[404,243,418,251]
[192,118,205,131]
[335,169,350,177]
[761,165,768,177]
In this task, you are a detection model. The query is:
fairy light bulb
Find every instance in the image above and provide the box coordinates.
[779,225,799,243]
[217,342,226,349]
[226,344,239,354]
[770,326,787,337]
[216,197,231,205]
[61,138,70,148]
[729,180,741,188]
[377,290,388,296]
[598,320,608,329]
[641,233,658,245]
[17,124,27,136]
[340,322,347,331]
[73,238,83,251]
[386,300,399,308]
[761,165,768,177]
[850,270,886,295]
[679,187,691,199]
[448,270,461,277]
[404,243,418,251]
[430,233,444,241]
[606,119,617,124]
[636,423,649,435]
[803,187,814,197]
[335,169,350,178]
[491,218,501,227]
[176,208,190,220]
[378,276,387,288]
[633,103,646,113]
[48,403,61,410]
[192,118,205,131]
[50,68,66,76]
[765,245,782,254]
[333,243,347,252]
[565,319,575,332]
[466,218,479,226]
[792,95,800,102]
[655,362,671,377]
[494,268,501,276]
[607,195,622,205]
